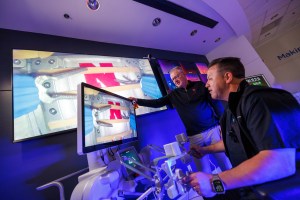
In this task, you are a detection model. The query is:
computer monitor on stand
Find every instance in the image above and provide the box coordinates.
[71,83,139,200]
[77,82,138,171]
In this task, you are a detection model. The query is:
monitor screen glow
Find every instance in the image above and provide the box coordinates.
[245,74,270,87]
[77,83,138,154]
[116,146,143,178]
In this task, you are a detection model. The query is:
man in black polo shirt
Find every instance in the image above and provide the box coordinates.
[184,57,300,198]
[130,66,232,173]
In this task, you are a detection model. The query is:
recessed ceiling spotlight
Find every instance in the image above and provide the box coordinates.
[214,37,221,42]
[152,17,161,26]
[190,30,197,36]
[86,0,100,11]
[63,13,71,19]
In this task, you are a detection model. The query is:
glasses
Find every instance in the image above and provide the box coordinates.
[171,73,183,81]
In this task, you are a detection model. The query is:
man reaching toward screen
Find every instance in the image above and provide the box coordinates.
[130,66,232,174]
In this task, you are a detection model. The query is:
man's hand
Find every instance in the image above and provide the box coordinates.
[128,97,138,109]
[183,172,216,197]
[189,141,225,158]
[188,145,209,159]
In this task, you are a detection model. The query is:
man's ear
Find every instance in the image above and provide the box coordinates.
[224,72,233,83]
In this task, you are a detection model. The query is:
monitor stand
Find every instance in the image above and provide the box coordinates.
[87,150,106,171]
[71,150,122,200]
[77,151,107,182]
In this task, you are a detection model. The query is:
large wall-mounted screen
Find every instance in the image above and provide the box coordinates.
[13,50,166,142]
[157,59,208,93]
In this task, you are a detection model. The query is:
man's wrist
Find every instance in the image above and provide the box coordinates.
[203,145,213,154]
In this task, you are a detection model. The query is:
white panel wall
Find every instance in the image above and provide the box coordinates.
[255,24,300,93]
[206,35,275,86]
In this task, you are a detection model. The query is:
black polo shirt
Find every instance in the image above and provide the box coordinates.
[221,80,300,167]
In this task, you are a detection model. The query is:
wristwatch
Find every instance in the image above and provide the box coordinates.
[211,174,225,194]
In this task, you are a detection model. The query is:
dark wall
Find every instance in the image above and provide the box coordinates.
[0,28,208,199]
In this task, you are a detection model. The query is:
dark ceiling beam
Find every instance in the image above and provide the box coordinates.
[133,0,218,28]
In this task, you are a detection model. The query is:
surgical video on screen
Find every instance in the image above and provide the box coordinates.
[13,49,166,141]
[83,87,137,147]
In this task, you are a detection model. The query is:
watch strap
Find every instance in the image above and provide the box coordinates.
[211,174,225,194]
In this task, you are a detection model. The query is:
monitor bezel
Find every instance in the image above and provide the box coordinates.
[77,82,138,155]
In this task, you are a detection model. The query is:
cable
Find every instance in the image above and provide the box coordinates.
[107,147,115,157]
[107,146,120,157]
[100,149,108,165]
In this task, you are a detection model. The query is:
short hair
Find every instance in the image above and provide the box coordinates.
[169,66,183,74]
[208,57,245,78]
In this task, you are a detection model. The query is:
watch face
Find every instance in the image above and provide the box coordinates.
[212,180,225,193]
